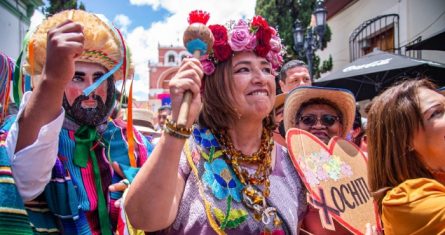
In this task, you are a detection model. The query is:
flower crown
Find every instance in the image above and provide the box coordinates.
[201,16,284,76]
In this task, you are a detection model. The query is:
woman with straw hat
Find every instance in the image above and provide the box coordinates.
[283,86,356,234]
[4,10,150,234]
[126,15,307,234]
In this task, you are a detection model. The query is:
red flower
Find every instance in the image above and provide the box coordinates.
[187,10,210,25]
[251,16,269,29]
[254,27,273,57]
[213,44,233,62]
[209,24,228,46]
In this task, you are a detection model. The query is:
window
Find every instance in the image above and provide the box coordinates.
[168,55,175,63]
[349,14,399,61]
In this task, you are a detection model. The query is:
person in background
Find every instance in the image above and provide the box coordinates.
[273,60,312,145]
[0,51,33,234]
[367,79,445,235]
[278,59,311,93]
[125,15,307,234]
[349,108,364,147]
[283,86,356,234]
[123,108,160,143]
[5,10,150,234]
[273,93,287,146]
[155,105,172,131]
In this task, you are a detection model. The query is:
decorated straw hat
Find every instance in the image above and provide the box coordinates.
[283,86,356,138]
[24,10,126,80]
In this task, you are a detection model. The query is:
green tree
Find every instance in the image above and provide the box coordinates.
[44,0,86,17]
[255,0,333,79]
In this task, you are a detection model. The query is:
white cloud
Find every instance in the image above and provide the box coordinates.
[124,0,257,100]
[129,0,161,9]
[113,14,132,33]
[29,1,257,100]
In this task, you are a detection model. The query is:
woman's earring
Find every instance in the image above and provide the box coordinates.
[408,145,414,152]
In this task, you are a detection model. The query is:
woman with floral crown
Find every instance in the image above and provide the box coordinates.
[125,15,307,234]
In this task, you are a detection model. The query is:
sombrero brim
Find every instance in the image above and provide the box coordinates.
[134,125,161,137]
[274,92,287,109]
[283,86,356,138]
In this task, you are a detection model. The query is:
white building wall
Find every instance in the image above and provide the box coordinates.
[0,0,30,59]
[318,0,445,77]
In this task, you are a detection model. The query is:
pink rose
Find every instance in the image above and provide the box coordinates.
[269,35,282,53]
[201,59,215,75]
[228,20,254,51]
[244,35,257,51]
[266,51,283,70]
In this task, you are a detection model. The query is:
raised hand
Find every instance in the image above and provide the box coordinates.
[43,20,84,87]
[169,58,203,128]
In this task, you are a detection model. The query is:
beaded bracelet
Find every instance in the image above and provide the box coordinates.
[165,119,192,135]
[164,119,192,139]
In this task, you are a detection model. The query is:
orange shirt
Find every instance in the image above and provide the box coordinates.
[382,178,445,235]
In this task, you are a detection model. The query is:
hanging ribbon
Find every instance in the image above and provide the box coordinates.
[113,26,136,168]
[126,78,136,167]
[0,53,13,122]
[12,30,33,106]
[74,126,112,235]
[82,59,123,96]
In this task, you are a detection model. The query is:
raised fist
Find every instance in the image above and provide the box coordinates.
[43,20,84,87]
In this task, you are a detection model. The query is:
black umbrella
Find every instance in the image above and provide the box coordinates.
[406,29,445,51]
[314,49,445,101]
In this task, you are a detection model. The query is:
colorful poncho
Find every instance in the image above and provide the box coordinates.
[20,118,150,234]
[0,126,33,234]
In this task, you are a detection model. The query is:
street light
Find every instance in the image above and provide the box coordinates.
[293,0,327,81]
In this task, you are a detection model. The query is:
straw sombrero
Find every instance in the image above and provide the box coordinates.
[25,10,125,80]
[283,86,356,138]
[123,108,161,137]
[274,92,287,109]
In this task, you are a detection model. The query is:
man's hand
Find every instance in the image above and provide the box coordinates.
[109,161,129,208]
[43,20,84,87]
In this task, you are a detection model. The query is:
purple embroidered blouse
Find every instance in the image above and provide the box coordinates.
[157,127,307,235]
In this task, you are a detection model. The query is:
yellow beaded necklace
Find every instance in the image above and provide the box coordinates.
[215,127,274,196]
[213,127,283,228]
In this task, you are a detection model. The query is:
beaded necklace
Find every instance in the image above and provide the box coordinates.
[214,128,282,227]
[215,128,273,195]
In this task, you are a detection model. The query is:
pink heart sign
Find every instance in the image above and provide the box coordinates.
[286,128,379,234]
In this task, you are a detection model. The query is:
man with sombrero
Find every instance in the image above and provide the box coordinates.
[5,10,150,234]
[283,86,356,234]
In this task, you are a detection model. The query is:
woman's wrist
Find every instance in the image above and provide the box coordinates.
[164,119,192,139]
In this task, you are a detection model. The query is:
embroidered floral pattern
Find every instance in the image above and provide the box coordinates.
[193,127,220,149]
[202,158,243,202]
[298,150,353,186]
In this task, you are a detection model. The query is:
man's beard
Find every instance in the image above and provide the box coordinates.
[63,81,115,126]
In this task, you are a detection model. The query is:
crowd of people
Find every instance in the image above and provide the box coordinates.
[0,8,443,235]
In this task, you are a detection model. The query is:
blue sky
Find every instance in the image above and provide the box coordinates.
[77,0,171,31]
[32,0,257,100]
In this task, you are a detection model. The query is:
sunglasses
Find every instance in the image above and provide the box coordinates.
[298,114,340,127]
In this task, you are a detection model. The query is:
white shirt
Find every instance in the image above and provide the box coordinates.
[6,92,65,201]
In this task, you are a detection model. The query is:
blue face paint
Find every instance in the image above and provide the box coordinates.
[82,59,123,96]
